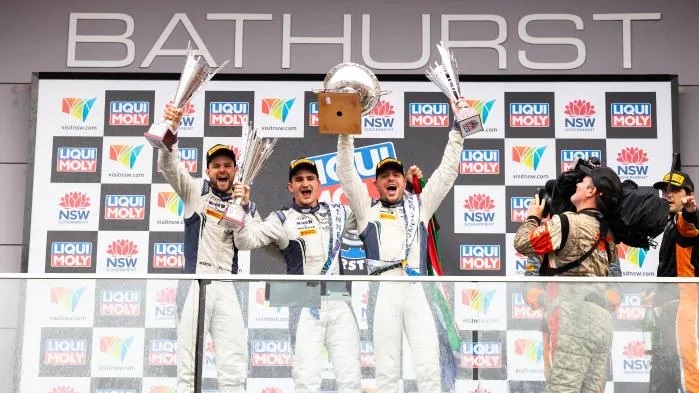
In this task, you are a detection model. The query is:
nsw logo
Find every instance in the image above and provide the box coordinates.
[461,289,496,313]
[158,192,184,216]
[510,197,532,223]
[154,287,176,319]
[460,245,500,271]
[152,242,184,270]
[179,101,196,128]
[109,144,144,169]
[109,101,149,126]
[51,242,92,268]
[261,98,295,122]
[512,146,546,170]
[509,103,549,127]
[62,97,96,122]
[611,103,652,128]
[99,336,134,361]
[409,103,449,127]
[463,194,496,225]
[58,192,91,223]
[561,149,602,172]
[363,100,396,131]
[460,150,499,175]
[106,239,139,272]
[616,147,649,179]
[104,195,146,220]
[209,101,249,126]
[563,99,596,131]
[56,147,98,173]
[50,286,85,312]
[617,244,647,268]
[622,340,651,372]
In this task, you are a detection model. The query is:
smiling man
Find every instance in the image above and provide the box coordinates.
[335,98,474,393]
[233,158,362,393]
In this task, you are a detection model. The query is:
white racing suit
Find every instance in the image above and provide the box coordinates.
[336,131,464,393]
[159,146,257,393]
[236,201,362,393]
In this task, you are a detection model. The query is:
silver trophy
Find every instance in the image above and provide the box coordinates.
[144,46,229,151]
[425,41,484,137]
[220,122,278,229]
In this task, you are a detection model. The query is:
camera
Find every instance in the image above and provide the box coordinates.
[538,157,601,216]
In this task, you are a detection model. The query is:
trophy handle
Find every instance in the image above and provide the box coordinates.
[379,89,392,96]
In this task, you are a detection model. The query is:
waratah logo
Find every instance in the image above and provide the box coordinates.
[464,194,496,211]
[50,387,77,393]
[156,287,177,305]
[512,146,546,170]
[468,389,492,393]
[617,147,649,165]
[462,289,496,313]
[109,144,144,169]
[369,100,396,117]
[514,338,543,362]
[50,287,85,312]
[100,336,134,361]
[59,192,91,208]
[62,97,96,122]
[182,101,195,116]
[564,99,596,117]
[158,192,184,216]
[617,244,647,268]
[261,388,283,393]
[465,99,495,123]
[261,98,296,122]
[623,340,646,358]
[106,239,138,257]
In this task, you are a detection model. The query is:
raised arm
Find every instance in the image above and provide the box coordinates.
[336,135,372,232]
[419,130,464,219]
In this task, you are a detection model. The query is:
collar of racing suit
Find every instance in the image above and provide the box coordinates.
[291,200,323,214]
[204,180,233,201]
[378,198,405,208]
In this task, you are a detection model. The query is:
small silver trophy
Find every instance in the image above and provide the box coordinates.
[425,41,484,137]
[144,46,229,151]
[220,122,278,230]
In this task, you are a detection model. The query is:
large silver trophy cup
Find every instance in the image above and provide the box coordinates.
[220,123,278,230]
[144,48,229,151]
[425,42,484,137]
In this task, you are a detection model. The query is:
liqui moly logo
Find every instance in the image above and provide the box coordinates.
[51,242,92,268]
[616,147,649,179]
[611,103,652,128]
[148,340,177,366]
[463,194,496,225]
[363,99,396,131]
[105,239,139,271]
[308,102,319,126]
[460,150,500,175]
[460,342,502,368]
[250,340,292,367]
[512,292,544,319]
[616,294,645,320]
[58,192,91,223]
[561,150,602,172]
[99,289,141,316]
[209,102,249,126]
[563,99,596,131]
[104,195,146,220]
[44,339,87,365]
[460,245,501,271]
[109,101,149,126]
[509,103,549,127]
[510,197,532,223]
[308,142,395,203]
[152,242,184,270]
[409,103,449,127]
[56,147,97,172]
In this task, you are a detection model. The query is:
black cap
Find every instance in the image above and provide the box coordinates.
[288,158,319,180]
[375,157,404,177]
[205,144,237,167]
[653,171,694,193]
[579,165,623,211]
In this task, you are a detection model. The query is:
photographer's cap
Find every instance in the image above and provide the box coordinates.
[288,158,319,180]
[653,171,694,193]
[375,157,404,177]
[579,165,623,207]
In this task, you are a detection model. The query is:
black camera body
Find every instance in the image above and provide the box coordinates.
[537,158,599,216]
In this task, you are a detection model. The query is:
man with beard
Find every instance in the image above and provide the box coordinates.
[335,99,473,393]
[162,105,255,393]
[648,171,699,393]
[233,158,361,393]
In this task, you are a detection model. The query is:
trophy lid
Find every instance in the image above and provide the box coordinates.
[321,62,384,116]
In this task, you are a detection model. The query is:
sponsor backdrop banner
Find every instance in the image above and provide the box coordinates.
[22,76,674,391]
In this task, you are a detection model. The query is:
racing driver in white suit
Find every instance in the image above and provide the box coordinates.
[336,98,474,393]
[234,158,362,393]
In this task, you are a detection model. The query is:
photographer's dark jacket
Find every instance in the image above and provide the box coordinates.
[657,209,699,277]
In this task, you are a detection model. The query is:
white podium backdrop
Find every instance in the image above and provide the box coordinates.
[20,75,676,392]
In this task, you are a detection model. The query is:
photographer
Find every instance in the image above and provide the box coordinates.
[514,165,622,393]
